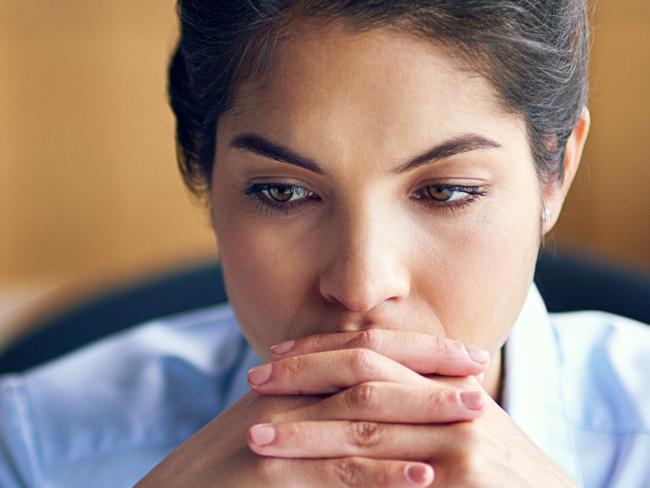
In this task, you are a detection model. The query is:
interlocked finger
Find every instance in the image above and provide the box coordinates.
[260,455,435,487]
[294,381,485,423]
[248,349,431,395]
[249,419,469,462]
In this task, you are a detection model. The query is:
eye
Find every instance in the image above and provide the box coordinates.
[266,184,301,202]
[244,181,487,217]
[425,185,470,202]
[414,183,487,209]
[244,182,319,215]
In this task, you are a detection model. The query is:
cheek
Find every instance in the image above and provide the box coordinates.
[415,186,540,351]
[215,210,312,358]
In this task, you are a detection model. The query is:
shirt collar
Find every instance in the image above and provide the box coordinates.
[502,283,583,485]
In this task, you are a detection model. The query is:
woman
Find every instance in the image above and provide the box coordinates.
[1,1,648,487]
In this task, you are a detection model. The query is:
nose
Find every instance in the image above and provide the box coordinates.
[318,206,410,313]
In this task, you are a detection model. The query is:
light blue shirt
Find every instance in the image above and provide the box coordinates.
[0,284,648,487]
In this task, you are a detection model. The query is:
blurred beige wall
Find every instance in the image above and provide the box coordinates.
[552,0,650,269]
[0,1,215,291]
[1,1,648,293]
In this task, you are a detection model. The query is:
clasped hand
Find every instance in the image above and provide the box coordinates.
[136,329,577,487]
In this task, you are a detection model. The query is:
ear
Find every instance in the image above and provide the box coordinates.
[542,106,591,234]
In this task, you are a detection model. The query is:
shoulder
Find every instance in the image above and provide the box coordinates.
[549,311,650,486]
[0,303,247,487]
[550,310,650,433]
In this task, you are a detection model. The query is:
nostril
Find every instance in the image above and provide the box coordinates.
[337,297,377,313]
[320,290,372,313]
[319,261,409,313]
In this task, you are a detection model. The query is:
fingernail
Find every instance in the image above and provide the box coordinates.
[248,364,272,386]
[466,346,490,364]
[270,340,295,355]
[460,390,484,410]
[249,424,276,446]
[405,464,434,485]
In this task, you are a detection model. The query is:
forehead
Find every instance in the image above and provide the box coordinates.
[224,20,523,160]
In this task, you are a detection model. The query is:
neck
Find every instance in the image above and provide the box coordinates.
[483,346,504,404]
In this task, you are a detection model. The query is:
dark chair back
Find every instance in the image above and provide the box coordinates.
[0,260,227,373]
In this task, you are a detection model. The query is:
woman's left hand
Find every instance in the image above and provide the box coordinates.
[249,330,577,487]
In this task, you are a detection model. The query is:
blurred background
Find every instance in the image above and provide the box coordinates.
[1,1,648,348]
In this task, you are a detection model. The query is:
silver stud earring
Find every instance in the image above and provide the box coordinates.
[542,204,550,222]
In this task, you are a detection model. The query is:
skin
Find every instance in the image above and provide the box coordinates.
[137,19,590,487]
[211,20,586,397]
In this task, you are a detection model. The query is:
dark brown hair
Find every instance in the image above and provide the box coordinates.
[168,1,589,204]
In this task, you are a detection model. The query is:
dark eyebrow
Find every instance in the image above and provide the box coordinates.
[231,133,325,174]
[391,133,502,174]
[230,132,502,176]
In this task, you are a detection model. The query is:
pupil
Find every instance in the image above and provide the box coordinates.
[270,185,293,202]
[427,186,452,201]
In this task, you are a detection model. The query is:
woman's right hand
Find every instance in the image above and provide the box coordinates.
[135,330,490,487]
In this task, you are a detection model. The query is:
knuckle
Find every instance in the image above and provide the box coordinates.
[332,457,370,487]
[445,338,466,356]
[347,382,380,411]
[429,335,446,353]
[346,421,384,450]
[349,349,381,378]
[425,388,472,416]
[310,333,329,351]
[446,389,465,410]
[425,388,453,410]
[431,336,466,358]
[351,329,385,351]
[280,356,303,380]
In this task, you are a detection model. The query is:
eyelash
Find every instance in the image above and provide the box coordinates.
[243,182,488,217]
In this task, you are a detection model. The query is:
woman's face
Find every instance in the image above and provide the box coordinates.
[210,21,544,366]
